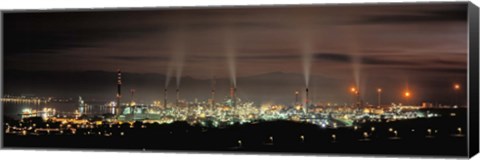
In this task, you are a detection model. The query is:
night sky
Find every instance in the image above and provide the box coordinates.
[3,3,469,106]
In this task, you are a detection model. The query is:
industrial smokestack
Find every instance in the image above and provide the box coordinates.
[234,87,237,107]
[211,77,216,109]
[176,88,180,107]
[305,88,309,104]
[164,88,168,109]
[355,89,360,108]
[305,88,309,113]
[130,89,135,116]
[295,91,299,106]
[130,89,135,104]
[79,96,85,115]
[116,70,122,117]
[230,86,236,107]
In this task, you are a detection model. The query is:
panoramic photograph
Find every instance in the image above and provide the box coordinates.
[2,2,470,157]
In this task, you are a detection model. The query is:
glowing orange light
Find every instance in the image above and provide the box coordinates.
[404,91,411,97]
[350,87,357,93]
[377,88,382,93]
[454,84,460,90]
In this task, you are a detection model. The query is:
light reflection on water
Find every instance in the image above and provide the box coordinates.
[2,101,108,119]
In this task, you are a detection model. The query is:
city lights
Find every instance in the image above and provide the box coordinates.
[237,140,242,147]
[453,83,461,107]
[454,83,461,90]
[1,66,467,154]
[404,91,411,97]
[350,87,357,93]
[363,132,369,139]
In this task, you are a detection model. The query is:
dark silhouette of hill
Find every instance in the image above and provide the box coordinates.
[3,109,468,157]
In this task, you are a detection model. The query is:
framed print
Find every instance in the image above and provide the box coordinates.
[1,1,479,158]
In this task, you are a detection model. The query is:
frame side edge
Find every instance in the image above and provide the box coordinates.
[0,10,4,150]
[468,1,479,158]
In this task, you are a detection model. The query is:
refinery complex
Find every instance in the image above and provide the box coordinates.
[2,69,465,138]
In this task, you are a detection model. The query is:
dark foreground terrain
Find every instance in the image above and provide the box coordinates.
[3,109,467,157]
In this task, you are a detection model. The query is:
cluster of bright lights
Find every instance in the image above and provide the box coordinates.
[5,81,464,137]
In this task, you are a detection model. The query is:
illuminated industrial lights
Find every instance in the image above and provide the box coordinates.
[237,140,242,147]
[363,132,369,139]
[454,83,461,90]
[404,91,411,97]
[350,87,357,93]
[3,78,459,139]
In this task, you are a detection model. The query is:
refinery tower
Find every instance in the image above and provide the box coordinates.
[115,70,122,116]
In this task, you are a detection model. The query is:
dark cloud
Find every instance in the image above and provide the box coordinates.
[432,60,467,66]
[357,3,467,24]
[5,26,163,56]
[238,55,298,60]
[361,57,419,66]
[4,12,166,56]
[314,53,351,62]
[4,32,93,55]
[104,56,170,62]
[405,67,467,74]
[313,53,420,66]
[185,21,282,31]
[192,54,298,60]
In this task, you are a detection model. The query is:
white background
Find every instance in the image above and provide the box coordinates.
[0,0,479,160]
